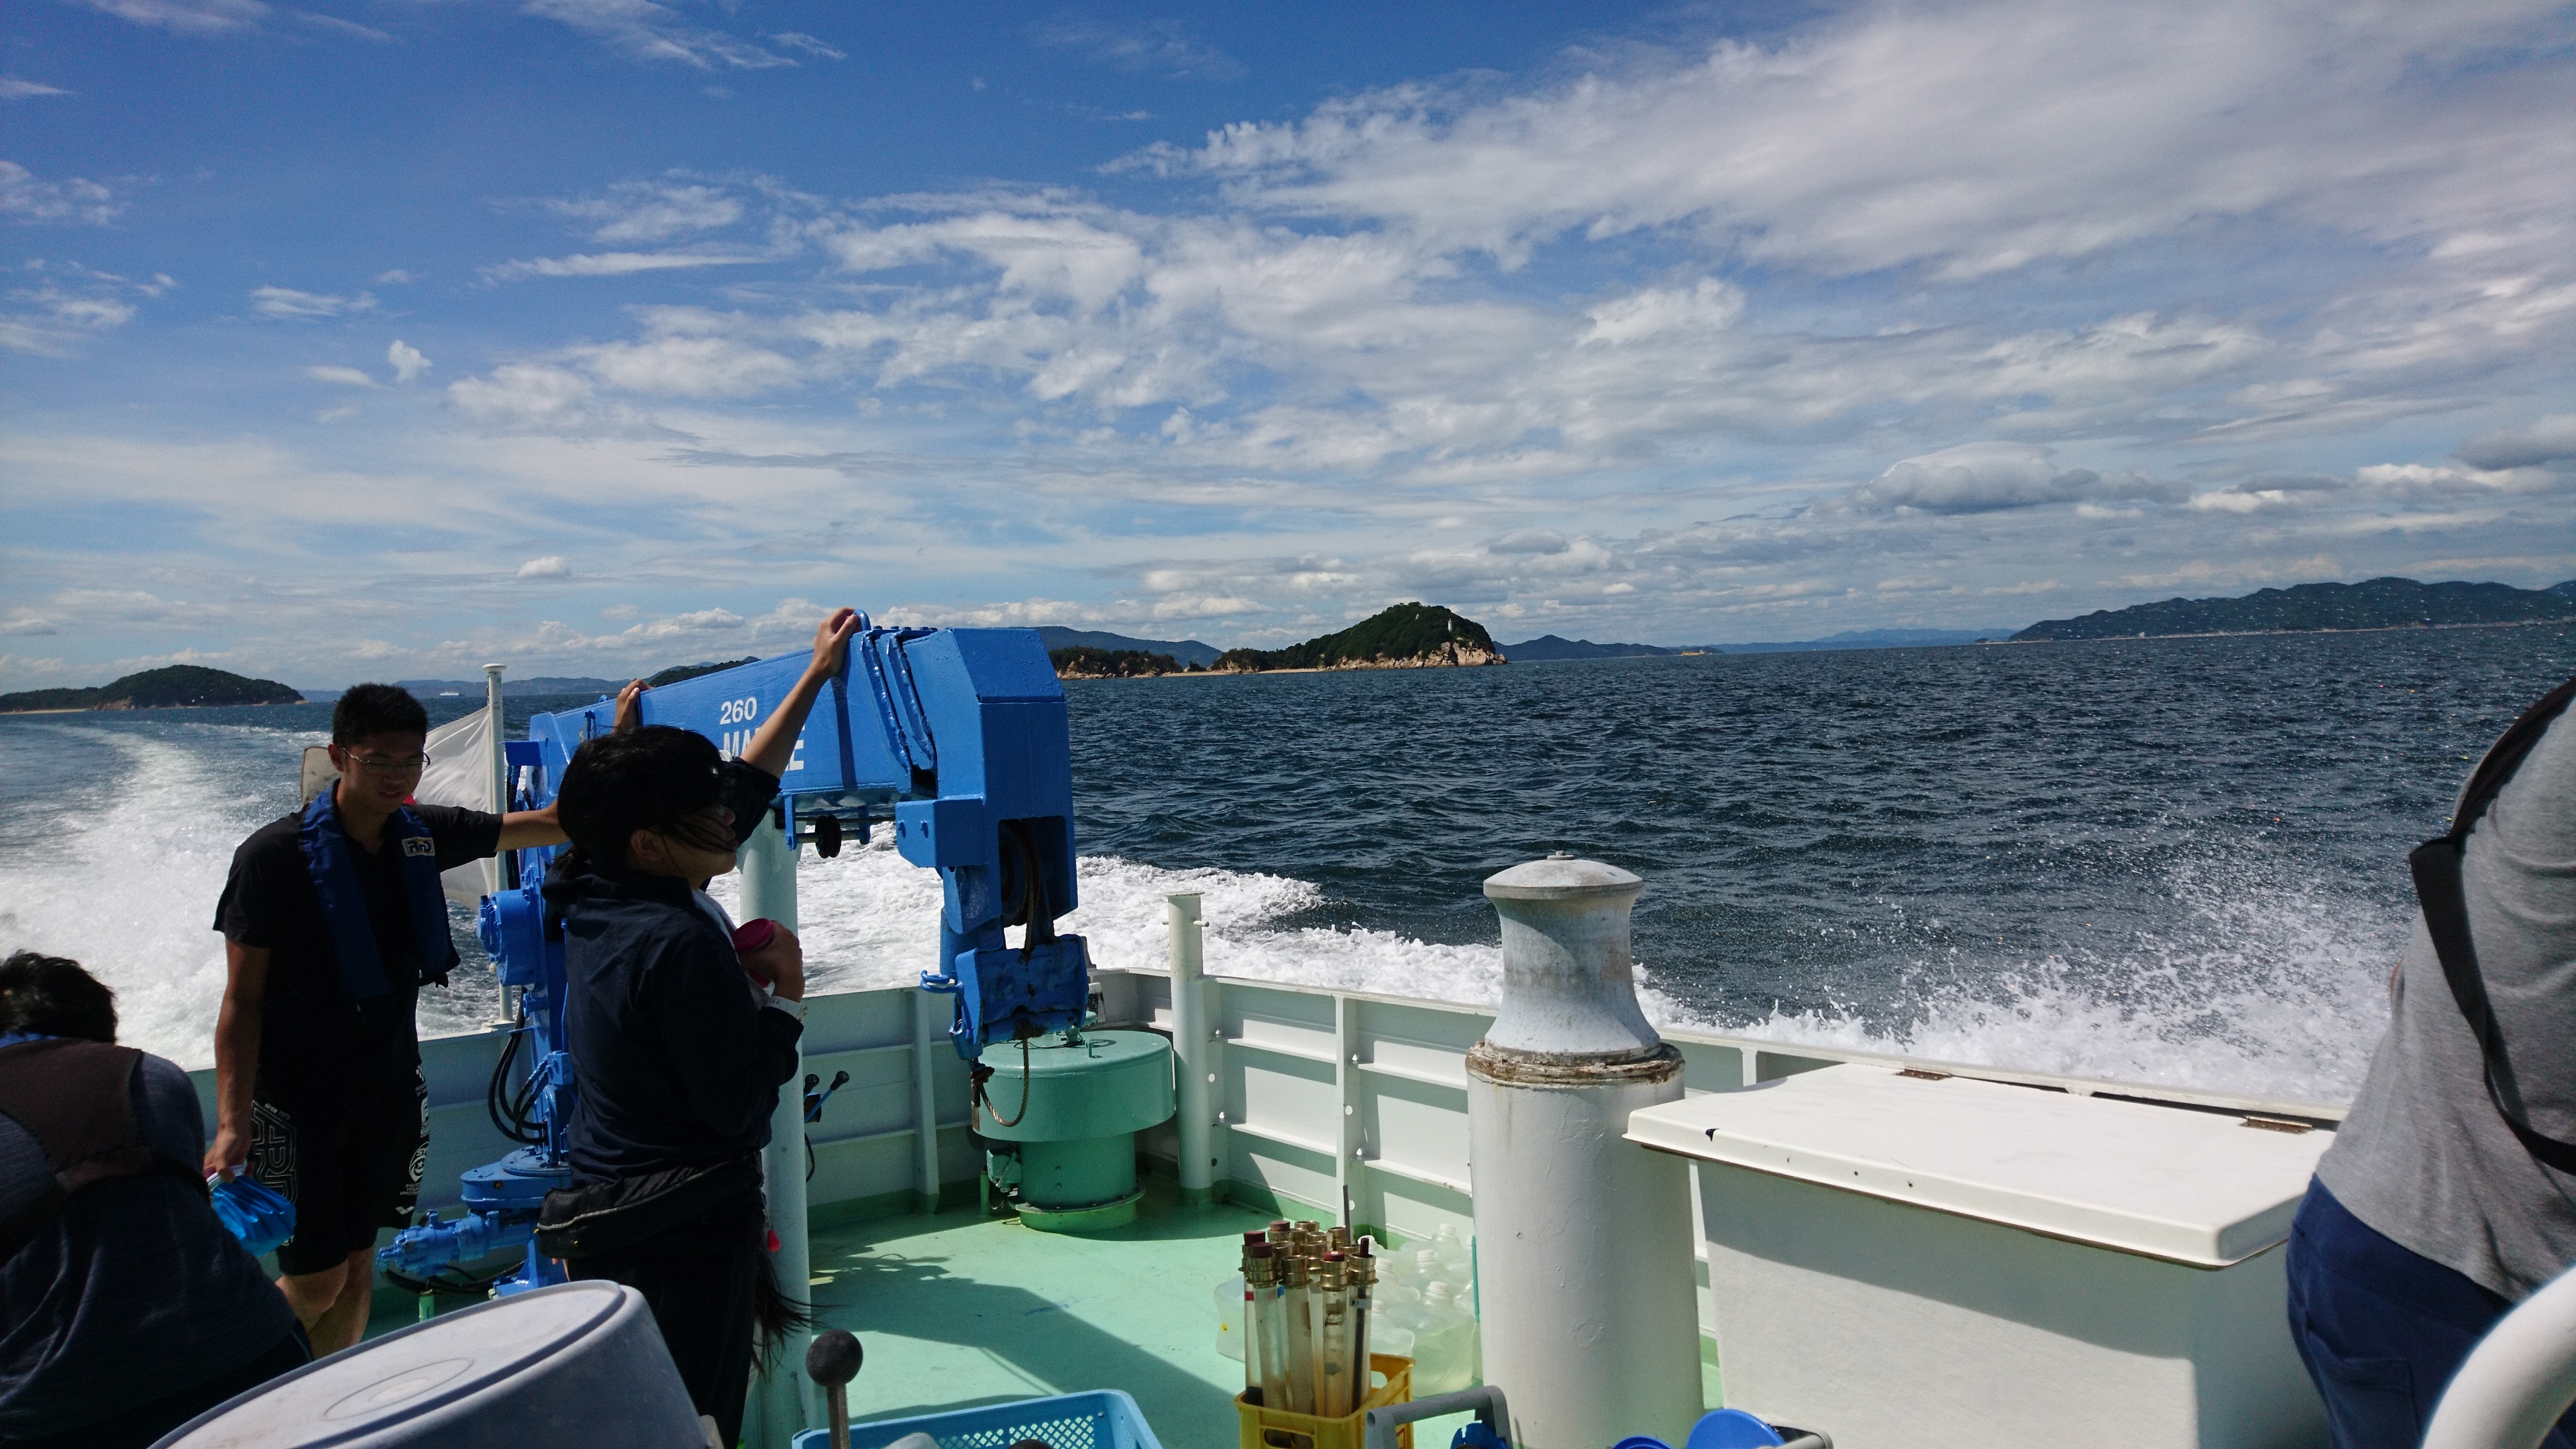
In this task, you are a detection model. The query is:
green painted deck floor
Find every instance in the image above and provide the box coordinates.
[808,1183,1270,1445]
[368,1184,1717,1445]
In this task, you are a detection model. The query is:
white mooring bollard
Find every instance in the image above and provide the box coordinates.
[1466,855,1703,1449]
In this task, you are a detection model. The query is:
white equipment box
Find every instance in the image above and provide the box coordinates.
[1627,1066,2332,1449]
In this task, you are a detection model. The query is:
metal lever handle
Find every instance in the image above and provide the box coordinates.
[1362,1385,1511,1449]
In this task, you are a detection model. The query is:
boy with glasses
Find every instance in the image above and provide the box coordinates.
[205,684,566,1352]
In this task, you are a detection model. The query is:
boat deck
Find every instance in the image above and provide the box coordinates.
[807,1183,1268,1444]
[368,1180,1511,1446]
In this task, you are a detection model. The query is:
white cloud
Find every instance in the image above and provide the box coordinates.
[2457,414,2576,471]
[517,555,572,579]
[767,31,844,61]
[0,162,120,225]
[521,0,798,70]
[1847,443,2176,515]
[545,179,744,243]
[1,80,72,100]
[482,250,765,282]
[305,364,378,388]
[387,339,431,382]
[1,268,146,355]
[1150,0,2567,281]
[250,285,376,319]
[75,0,266,33]
[375,268,421,284]
[571,335,799,398]
[447,362,595,427]
[1030,17,1244,80]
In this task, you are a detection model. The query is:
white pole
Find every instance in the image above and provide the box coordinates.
[482,664,508,1025]
[1168,894,1216,1206]
[741,808,814,1446]
[912,987,942,1214]
[2422,1263,2576,1449]
[1466,856,1703,1449]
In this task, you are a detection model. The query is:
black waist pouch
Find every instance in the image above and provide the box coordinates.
[535,1154,763,1260]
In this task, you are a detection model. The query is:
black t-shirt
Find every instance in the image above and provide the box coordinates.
[214,800,500,1100]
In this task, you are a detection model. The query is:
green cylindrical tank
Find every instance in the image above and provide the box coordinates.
[977,1030,1175,1232]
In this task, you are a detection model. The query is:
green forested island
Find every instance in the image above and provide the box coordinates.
[0,665,306,714]
[1214,602,1505,672]
[2015,578,2576,641]
[1049,646,1193,678]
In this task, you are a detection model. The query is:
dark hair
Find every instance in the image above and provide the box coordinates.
[0,952,117,1043]
[333,683,429,745]
[550,726,736,880]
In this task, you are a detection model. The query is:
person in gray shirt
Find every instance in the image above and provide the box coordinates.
[2298,678,2576,1448]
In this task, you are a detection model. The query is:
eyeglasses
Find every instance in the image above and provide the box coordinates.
[341,751,429,776]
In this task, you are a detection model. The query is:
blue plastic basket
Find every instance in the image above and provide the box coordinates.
[790,1389,1164,1449]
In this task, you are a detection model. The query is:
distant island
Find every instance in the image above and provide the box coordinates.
[1215,602,1504,673]
[1036,627,1221,669]
[1051,646,1200,678]
[0,665,305,714]
[2015,577,2576,641]
[1506,636,1711,661]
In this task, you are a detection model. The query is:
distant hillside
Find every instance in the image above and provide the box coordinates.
[1051,646,1194,679]
[1035,627,1221,669]
[2015,578,2576,641]
[1505,635,1707,661]
[0,665,305,714]
[1216,603,1505,673]
[1717,628,2008,653]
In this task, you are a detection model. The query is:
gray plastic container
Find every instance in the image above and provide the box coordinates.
[152,1280,703,1448]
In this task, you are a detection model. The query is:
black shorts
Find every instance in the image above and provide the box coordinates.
[248,1070,427,1277]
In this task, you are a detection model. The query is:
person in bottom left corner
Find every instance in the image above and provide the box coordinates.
[0,953,309,1449]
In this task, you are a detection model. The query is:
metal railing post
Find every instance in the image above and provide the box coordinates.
[912,987,943,1214]
[741,808,813,1444]
[1169,894,1216,1206]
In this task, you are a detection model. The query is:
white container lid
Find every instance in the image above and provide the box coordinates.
[1626,1065,2331,1266]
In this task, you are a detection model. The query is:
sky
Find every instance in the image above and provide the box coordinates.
[1,0,2571,686]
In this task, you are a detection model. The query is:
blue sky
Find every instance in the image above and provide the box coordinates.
[3,0,2571,686]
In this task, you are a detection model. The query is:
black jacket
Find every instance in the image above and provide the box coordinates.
[557,762,803,1184]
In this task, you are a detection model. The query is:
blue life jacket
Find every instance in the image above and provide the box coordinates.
[299,789,456,1001]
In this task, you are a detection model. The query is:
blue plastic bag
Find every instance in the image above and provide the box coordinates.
[209,1176,295,1258]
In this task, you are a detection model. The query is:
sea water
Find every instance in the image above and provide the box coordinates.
[2,627,2568,1103]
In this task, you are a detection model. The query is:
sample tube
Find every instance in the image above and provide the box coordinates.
[1243,1242,1274,1403]
[1349,1240,1375,1399]
[1319,1250,1353,1418]
[1282,1244,1316,1414]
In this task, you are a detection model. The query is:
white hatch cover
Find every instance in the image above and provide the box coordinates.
[1626,1065,2332,1266]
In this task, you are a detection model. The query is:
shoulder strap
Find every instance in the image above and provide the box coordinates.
[301,790,396,1001]
[2409,675,2576,1173]
[387,804,461,988]
[0,1040,204,1262]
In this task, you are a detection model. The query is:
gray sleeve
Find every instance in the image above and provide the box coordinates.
[129,1053,209,1166]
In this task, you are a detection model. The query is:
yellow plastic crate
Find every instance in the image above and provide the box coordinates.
[1236,1354,1413,1449]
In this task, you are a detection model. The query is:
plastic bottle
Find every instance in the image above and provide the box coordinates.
[1215,1274,1246,1362]
[1410,1281,1479,1396]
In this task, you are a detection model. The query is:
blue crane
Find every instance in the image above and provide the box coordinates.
[379,619,1087,1294]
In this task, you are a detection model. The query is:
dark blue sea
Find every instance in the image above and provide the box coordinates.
[3,625,2568,1102]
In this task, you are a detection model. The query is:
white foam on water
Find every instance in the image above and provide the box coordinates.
[4,724,2394,1105]
[721,830,2390,1105]
[704,832,1505,1004]
[1678,859,2398,1104]
[0,724,301,1069]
